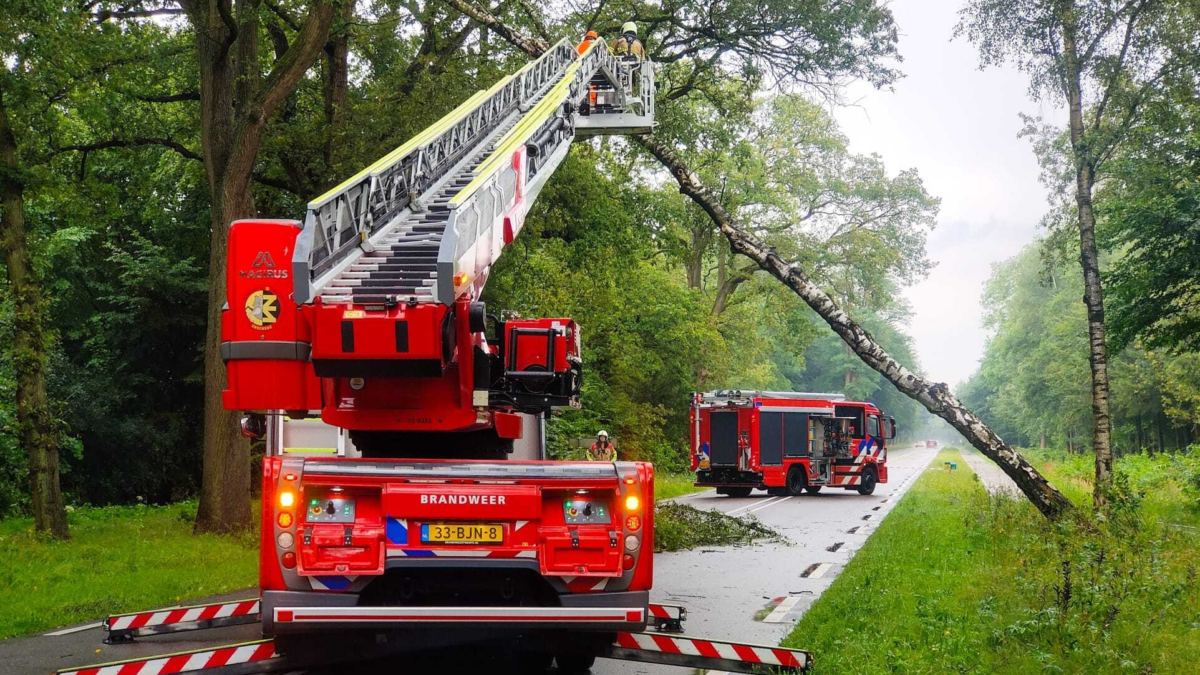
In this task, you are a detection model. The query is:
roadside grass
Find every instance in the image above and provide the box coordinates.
[655,472,707,501]
[0,501,256,639]
[784,447,1200,674]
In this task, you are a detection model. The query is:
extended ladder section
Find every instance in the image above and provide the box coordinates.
[294,38,654,307]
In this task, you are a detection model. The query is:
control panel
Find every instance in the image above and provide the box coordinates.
[305,495,356,523]
[562,498,611,524]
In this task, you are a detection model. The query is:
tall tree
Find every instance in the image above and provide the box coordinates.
[174,0,337,533]
[0,0,82,538]
[436,0,1076,518]
[956,0,1183,507]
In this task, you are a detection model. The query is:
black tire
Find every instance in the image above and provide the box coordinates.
[857,467,878,495]
[725,487,752,498]
[804,485,823,495]
[785,467,807,496]
[555,653,597,673]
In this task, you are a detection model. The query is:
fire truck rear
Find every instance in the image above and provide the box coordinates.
[690,390,895,497]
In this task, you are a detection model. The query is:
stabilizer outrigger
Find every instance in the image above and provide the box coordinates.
[67,598,810,674]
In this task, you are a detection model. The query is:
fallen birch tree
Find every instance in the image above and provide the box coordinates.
[438,0,1075,519]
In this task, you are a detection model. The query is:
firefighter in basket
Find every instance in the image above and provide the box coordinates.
[588,430,617,461]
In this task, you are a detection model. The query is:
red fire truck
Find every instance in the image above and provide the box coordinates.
[691,391,896,497]
[65,38,813,675]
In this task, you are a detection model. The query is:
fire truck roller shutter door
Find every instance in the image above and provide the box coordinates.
[758,412,783,466]
[709,411,739,466]
[783,413,807,458]
[835,405,866,439]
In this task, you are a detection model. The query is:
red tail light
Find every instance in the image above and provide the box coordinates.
[281,552,297,569]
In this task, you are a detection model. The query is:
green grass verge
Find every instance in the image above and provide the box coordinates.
[0,502,256,639]
[784,448,1200,674]
[655,472,707,501]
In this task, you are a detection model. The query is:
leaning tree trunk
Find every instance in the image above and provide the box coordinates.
[637,134,1075,519]
[1061,18,1113,509]
[0,81,69,538]
[437,0,1075,519]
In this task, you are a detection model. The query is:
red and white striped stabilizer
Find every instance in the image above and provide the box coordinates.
[57,639,279,675]
[105,599,261,639]
[647,603,686,632]
[610,631,810,673]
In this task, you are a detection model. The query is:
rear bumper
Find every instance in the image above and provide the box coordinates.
[263,589,649,635]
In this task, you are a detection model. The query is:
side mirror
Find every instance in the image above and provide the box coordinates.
[887,418,897,440]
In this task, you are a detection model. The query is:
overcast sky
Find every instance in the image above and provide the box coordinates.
[831,0,1067,387]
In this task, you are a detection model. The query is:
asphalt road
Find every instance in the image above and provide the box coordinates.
[594,445,938,674]
[3,446,937,675]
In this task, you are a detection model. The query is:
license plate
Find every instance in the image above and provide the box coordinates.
[421,522,504,545]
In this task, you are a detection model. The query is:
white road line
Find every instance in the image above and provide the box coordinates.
[808,562,833,579]
[762,595,803,623]
[725,495,785,516]
[44,622,103,636]
[742,496,791,515]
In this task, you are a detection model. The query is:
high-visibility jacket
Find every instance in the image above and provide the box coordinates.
[609,34,645,60]
[587,441,616,461]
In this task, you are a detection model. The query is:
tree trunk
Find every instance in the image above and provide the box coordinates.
[184,0,335,534]
[435,1,1075,519]
[1040,432,1047,450]
[1061,4,1113,509]
[0,80,69,538]
[637,133,1075,519]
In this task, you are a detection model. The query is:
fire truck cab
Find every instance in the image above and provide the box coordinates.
[690,391,895,497]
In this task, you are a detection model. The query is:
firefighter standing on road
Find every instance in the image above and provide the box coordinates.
[610,22,645,60]
[588,430,617,461]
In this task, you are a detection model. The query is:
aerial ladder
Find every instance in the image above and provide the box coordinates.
[61,37,811,675]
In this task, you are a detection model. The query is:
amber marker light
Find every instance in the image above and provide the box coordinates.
[624,495,640,512]
[279,490,295,508]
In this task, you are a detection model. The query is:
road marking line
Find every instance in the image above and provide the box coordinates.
[762,595,803,623]
[808,563,832,579]
[725,495,784,516]
[44,622,103,636]
[743,496,791,515]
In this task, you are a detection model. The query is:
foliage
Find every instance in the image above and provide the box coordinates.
[959,241,1199,453]
[653,501,784,552]
[0,500,256,638]
[1101,55,1200,353]
[786,448,1200,673]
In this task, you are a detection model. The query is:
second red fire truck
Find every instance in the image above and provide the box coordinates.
[691,390,896,497]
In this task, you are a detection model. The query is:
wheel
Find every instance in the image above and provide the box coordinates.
[555,653,597,673]
[804,485,822,495]
[785,467,807,496]
[857,467,878,495]
[724,487,752,498]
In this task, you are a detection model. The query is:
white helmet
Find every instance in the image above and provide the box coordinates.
[598,430,609,438]
[621,21,637,35]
